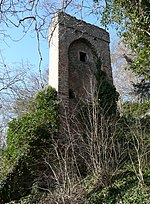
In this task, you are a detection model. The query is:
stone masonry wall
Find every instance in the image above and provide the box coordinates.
[49,12,113,109]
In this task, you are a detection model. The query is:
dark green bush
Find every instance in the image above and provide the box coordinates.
[0,86,58,203]
[122,100,150,118]
[84,168,150,204]
[95,58,119,116]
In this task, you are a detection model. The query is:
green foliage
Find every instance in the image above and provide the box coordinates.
[0,86,58,203]
[122,100,150,118]
[81,97,150,203]
[120,101,150,165]
[84,168,150,204]
[13,97,37,117]
[94,0,150,100]
[1,88,149,203]
[35,86,57,111]
[95,58,119,115]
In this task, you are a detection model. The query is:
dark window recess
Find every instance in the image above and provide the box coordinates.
[79,52,87,62]
[69,89,75,99]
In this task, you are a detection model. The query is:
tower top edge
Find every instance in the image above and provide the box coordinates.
[49,12,110,43]
[57,12,108,32]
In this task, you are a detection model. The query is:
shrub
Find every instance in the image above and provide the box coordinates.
[0,86,58,203]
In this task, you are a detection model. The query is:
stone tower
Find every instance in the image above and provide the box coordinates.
[49,12,113,109]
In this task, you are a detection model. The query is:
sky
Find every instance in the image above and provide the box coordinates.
[0,0,118,76]
[0,28,49,70]
[0,0,119,142]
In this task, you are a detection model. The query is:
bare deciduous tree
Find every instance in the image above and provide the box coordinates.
[111,40,138,102]
[0,56,48,148]
[30,80,127,203]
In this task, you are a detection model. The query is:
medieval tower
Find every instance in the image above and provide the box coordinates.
[49,12,113,109]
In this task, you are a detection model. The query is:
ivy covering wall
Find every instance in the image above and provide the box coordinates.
[0,86,58,203]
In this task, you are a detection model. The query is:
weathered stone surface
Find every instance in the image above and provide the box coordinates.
[49,12,113,108]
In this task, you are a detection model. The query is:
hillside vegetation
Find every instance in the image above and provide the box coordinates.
[0,82,149,203]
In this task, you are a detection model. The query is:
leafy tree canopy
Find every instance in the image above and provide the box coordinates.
[94,0,150,100]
